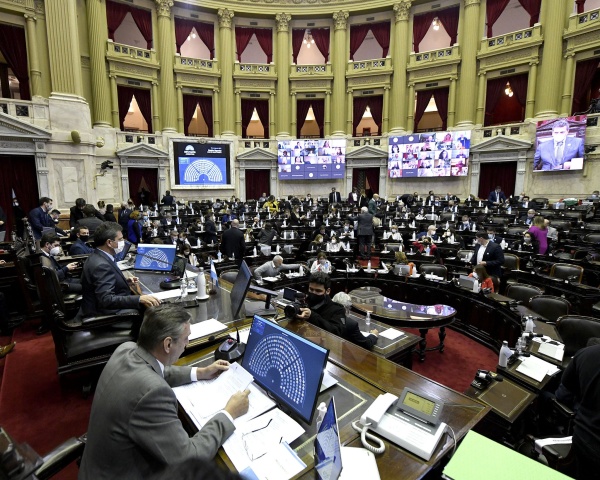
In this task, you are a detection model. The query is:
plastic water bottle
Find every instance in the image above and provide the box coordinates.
[366,311,371,327]
[180,280,188,298]
[196,268,207,299]
[253,246,257,256]
[525,316,535,333]
[499,340,512,368]
[367,260,372,270]
[316,402,327,431]
[217,251,222,261]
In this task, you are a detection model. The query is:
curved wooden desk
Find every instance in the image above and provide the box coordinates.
[348,286,456,362]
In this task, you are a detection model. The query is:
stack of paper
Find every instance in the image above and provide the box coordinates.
[516,355,561,382]
[537,340,565,362]
[188,319,228,340]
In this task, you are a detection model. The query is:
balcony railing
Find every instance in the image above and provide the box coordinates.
[238,139,277,152]
[347,57,392,75]
[348,136,383,148]
[175,56,219,74]
[117,131,163,146]
[290,64,332,77]
[472,121,530,141]
[408,45,460,69]
[569,7,600,30]
[479,25,542,56]
[106,40,157,64]
[234,63,276,77]
[0,98,50,128]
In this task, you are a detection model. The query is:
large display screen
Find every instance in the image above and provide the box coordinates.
[388,131,470,178]
[533,115,586,172]
[173,140,231,186]
[277,139,346,180]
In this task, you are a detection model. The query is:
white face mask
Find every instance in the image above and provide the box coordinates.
[113,240,125,254]
[472,272,478,279]
[50,246,61,256]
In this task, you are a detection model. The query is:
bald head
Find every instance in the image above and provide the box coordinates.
[231,219,240,228]
[361,206,368,213]
[273,255,283,267]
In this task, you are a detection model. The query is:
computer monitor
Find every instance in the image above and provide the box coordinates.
[242,315,330,424]
[230,260,254,319]
[134,244,177,272]
[315,398,343,480]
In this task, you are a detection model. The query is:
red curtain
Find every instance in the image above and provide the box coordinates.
[245,170,270,200]
[254,28,273,63]
[175,18,194,54]
[349,24,371,60]
[296,99,312,137]
[486,0,510,37]
[364,168,380,196]
[413,90,432,130]
[129,7,152,49]
[368,96,383,135]
[197,95,213,137]
[484,77,508,126]
[133,88,152,133]
[0,24,30,100]
[572,58,600,114]
[412,11,437,53]
[127,167,158,206]
[370,22,391,58]
[241,99,269,138]
[311,28,330,62]
[106,0,129,40]
[292,29,305,63]
[235,27,254,61]
[254,100,269,138]
[196,22,215,59]
[183,94,199,136]
[0,155,38,235]
[478,162,517,199]
[241,99,254,138]
[517,0,542,26]
[508,73,528,108]
[432,88,449,130]
[117,85,136,131]
[576,0,586,14]
[437,6,460,46]
[352,96,371,136]
[175,19,214,58]
[312,99,325,137]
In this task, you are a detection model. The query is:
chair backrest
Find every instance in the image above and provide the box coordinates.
[584,233,600,244]
[456,249,474,262]
[387,243,402,252]
[556,315,600,356]
[38,265,67,317]
[550,219,572,231]
[219,269,239,284]
[507,226,527,235]
[529,294,571,322]
[503,253,520,271]
[420,264,448,280]
[584,223,600,231]
[504,283,543,307]
[550,263,584,282]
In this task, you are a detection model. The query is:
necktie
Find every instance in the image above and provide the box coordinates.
[555,141,564,164]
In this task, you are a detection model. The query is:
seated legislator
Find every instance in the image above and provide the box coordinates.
[69,226,94,255]
[291,272,344,336]
[310,252,332,273]
[76,222,160,319]
[253,255,301,280]
[257,223,277,246]
[469,265,494,292]
[39,232,82,293]
[79,305,250,479]
[470,231,505,278]
[332,292,379,349]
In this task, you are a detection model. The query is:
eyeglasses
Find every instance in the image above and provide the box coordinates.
[241,419,282,461]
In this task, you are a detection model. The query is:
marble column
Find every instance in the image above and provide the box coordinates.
[525,61,538,120]
[155,0,176,132]
[176,85,184,133]
[275,13,291,137]
[331,11,349,135]
[447,76,457,128]
[269,91,276,138]
[324,91,332,136]
[534,0,568,117]
[212,88,221,136]
[235,90,242,136]
[560,53,575,116]
[290,92,297,137]
[382,86,390,134]
[24,14,42,97]
[84,0,112,126]
[390,0,412,133]
[151,81,161,132]
[45,0,83,96]
[218,9,236,135]
[109,74,119,128]
[455,0,480,127]
[406,83,415,130]
[346,90,353,136]
[475,71,486,126]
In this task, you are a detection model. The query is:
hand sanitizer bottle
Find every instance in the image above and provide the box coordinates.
[499,341,512,368]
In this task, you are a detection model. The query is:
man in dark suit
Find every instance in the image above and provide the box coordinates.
[329,187,342,204]
[69,226,94,255]
[76,204,103,235]
[487,186,507,207]
[470,231,505,278]
[76,222,160,319]
[39,232,82,293]
[79,304,250,479]
[29,196,55,241]
[70,198,104,228]
[485,226,503,245]
[355,207,374,259]
[161,190,175,205]
[534,119,585,171]
[220,219,246,266]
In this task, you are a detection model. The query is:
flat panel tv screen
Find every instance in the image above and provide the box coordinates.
[388,131,470,178]
[278,139,346,180]
[533,115,586,171]
[173,140,231,186]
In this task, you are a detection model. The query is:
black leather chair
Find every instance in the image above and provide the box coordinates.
[420,264,448,280]
[507,226,527,235]
[556,315,600,357]
[220,269,239,284]
[456,249,474,262]
[34,433,87,480]
[504,283,543,307]
[584,222,600,231]
[503,253,520,271]
[549,263,584,283]
[584,233,600,244]
[529,294,571,323]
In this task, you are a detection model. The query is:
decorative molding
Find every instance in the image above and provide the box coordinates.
[393,1,411,23]
[34,0,43,14]
[275,13,291,32]
[176,73,218,86]
[116,143,168,159]
[464,0,480,7]
[573,29,600,46]
[113,63,157,77]
[333,11,349,31]
[348,74,389,86]
[154,0,174,17]
[80,56,91,68]
[470,135,532,152]
[411,65,453,78]
[217,8,234,29]
[291,80,330,89]
[345,145,387,159]
[236,79,274,88]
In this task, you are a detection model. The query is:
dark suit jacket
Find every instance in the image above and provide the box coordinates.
[204,220,217,244]
[29,206,54,240]
[76,217,103,235]
[347,192,359,204]
[162,195,175,205]
[79,342,234,479]
[534,136,584,171]
[487,190,507,206]
[329,192,341,203]
[69,238,94,255]
[470,241,505,277]
[343,316,377,349]
[356,213,374,237]
[77,249,140,318]
[70,206,104,228]
[221,227,246,263]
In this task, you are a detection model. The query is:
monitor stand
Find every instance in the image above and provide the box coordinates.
[244,301,277,317]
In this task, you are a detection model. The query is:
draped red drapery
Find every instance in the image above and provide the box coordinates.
[486,0,510,37]
[0,24,30,99]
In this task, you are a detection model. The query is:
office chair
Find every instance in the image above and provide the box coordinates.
[507,226,527,235]
[584,233,600,244]
[584,222,600,231]
[529,295,571,323]
[556,315,600,357]
[549,263,584,283]
[220,269,239,284]
[504,283,543,307]
[456,249,474,262]
[503,253,520,271]
[420,264,448,280]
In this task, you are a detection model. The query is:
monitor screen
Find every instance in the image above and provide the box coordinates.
[315,398,343,480]
[242,315,329,424]
[533,115,586,172]
[172,140,231,186]
[134,244,177,272]
[277,139,346,180]
[388,131,470,178]
[230,260,253,319]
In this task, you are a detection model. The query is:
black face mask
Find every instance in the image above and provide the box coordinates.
[307,292,326,307]
[79,235,89,242]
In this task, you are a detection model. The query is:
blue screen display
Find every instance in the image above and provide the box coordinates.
[134,244,177,272]
[177,157,228,185]
[242,315,329,424]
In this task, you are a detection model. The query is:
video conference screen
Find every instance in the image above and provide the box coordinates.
[277,139,346,180]
[173,141,231,186]
[533,115,586,172]
[388,131,471,178]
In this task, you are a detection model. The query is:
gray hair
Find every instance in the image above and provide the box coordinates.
[273,255,283,263]
[138,304,191,351]
[361,206,368,213]
[332,292,351,307]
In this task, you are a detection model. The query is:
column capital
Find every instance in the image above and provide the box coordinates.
[393,1,412,23]
[333,11,349,31]
[478,70,486,77]
[213,87,220,93]
[529,59,540,66]
[152,80,159,86]
[464,0,480,7]
[218,8,235,29]
[24,14,37,22]
[276,13,292,32]
[564,50,575,59]
[154,0,173,17]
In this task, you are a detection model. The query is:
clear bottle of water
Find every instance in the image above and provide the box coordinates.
[180,280,188,298]
[499,341,512,368]
[366,311,371,327]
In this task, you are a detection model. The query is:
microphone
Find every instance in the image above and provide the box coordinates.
[475,370,504,382]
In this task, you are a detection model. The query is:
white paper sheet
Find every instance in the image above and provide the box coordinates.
[188,319,228,340]
[516,355,561,382]
[379,328,405,340]
[538,341,565,361]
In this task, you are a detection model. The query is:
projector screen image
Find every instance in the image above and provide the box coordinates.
[533,115,587,172]
[277,139,346,180]
[173,141,231,186]
[388,131,470,178]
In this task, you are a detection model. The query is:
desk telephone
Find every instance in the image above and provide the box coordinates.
[354,388,447,461]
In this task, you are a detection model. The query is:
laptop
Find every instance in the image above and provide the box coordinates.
[134,243,177,273]
[116,242,134,270]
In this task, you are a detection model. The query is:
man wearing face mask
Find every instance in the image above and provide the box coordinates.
[29,196,55,241]
[69,226,94,255]
[39,232,82,294]
[470,231,505,278]
[294,272,344,336]
[459,214,476,231]
[76,222,160,320]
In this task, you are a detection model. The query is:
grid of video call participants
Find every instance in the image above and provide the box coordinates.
[388,131,471,178]
[277,139,346,180]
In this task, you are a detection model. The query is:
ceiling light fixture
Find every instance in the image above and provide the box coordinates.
[505,82,513,97]
[432,18,440,31]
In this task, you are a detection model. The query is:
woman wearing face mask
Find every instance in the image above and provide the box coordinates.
[512,233,538,254]
[127,211,143,244]
[310,234,325,252]
[442,226,465,248]
[469,264,494,292]
[385,226,403,242]
[327,235,343,252]
[178,244,197,267]
[310,252,332,273]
